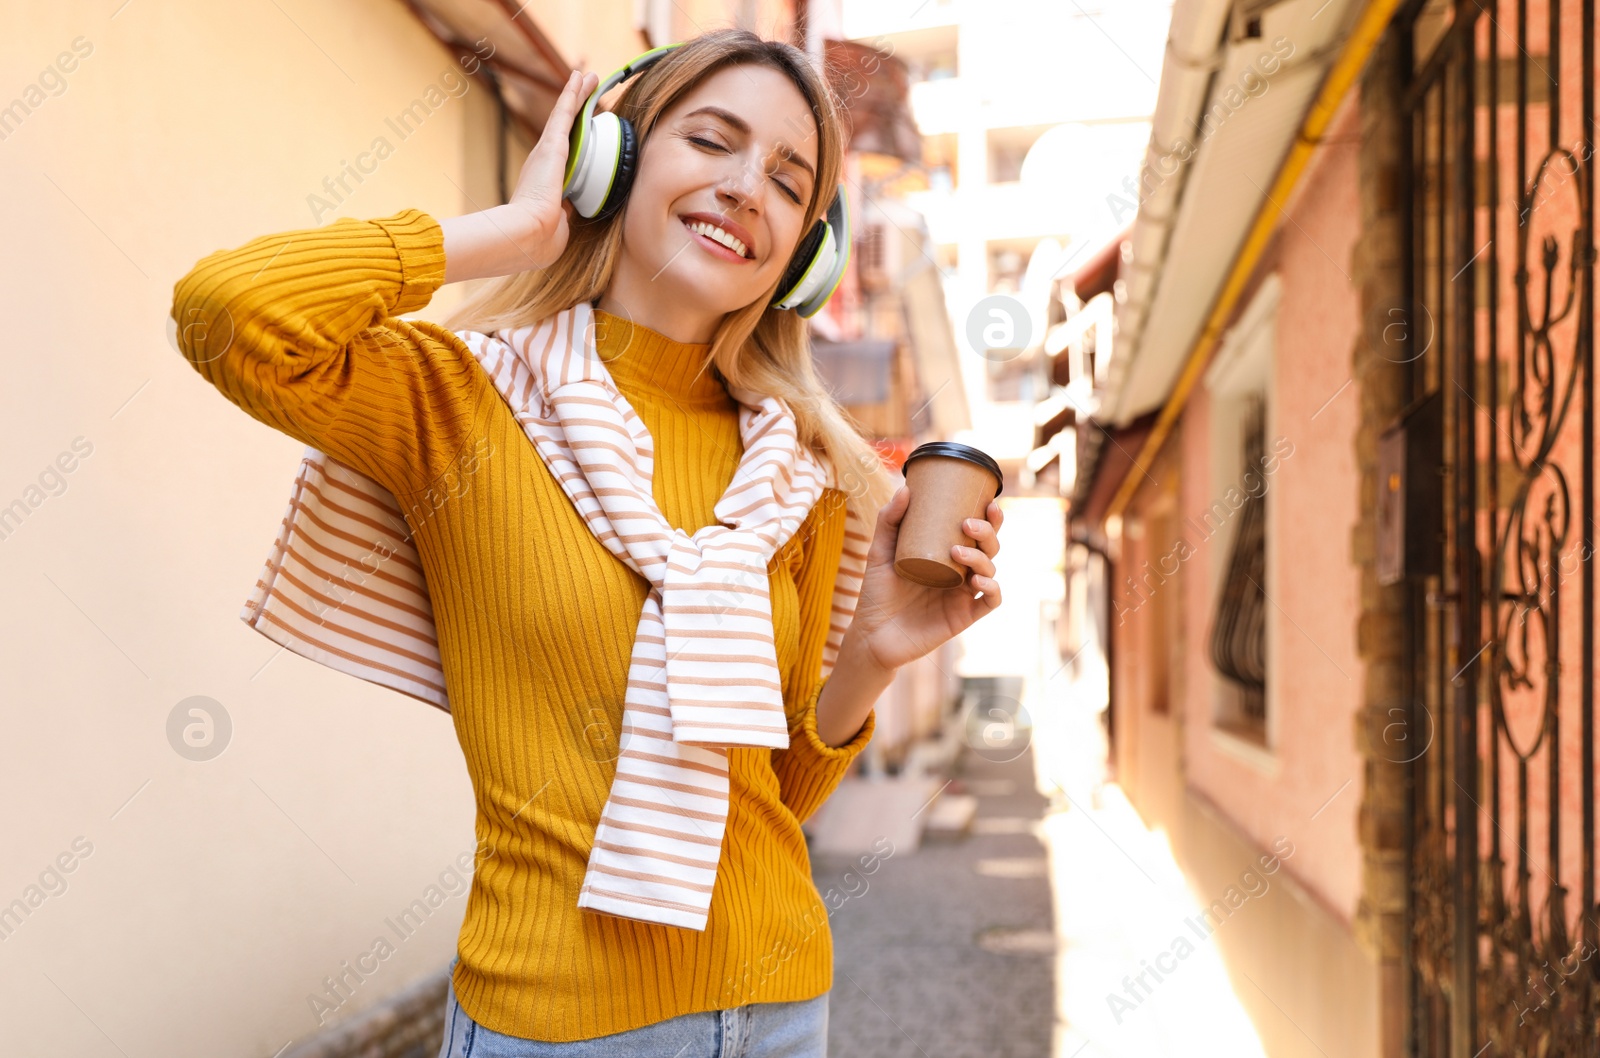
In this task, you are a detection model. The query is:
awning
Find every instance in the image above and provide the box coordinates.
[885,200,971,437]
[1068,225,1130,303]
[1033,389,1076,448]
[1074,411,1157,525]
[398,0,576,141]
[823,39,921,163]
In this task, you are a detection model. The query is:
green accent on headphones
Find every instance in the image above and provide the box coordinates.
[560,42,851,318]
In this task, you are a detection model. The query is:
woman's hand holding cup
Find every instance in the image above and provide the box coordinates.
[844,447,1005,676]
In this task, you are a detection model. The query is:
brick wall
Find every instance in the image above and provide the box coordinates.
[281,965,449,1058]
[1348,26,1410,1058]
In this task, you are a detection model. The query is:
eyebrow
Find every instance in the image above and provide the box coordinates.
[682,105,816,182]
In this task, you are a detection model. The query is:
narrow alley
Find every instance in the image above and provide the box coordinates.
[819,672,1282,1058]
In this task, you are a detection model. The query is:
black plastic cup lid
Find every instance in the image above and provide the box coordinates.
[901,441,1003,496]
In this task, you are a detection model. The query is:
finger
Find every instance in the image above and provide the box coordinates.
[548,71,581,129]
[881,484,911,529]
[951,544,995,581]
[963,517,999,559]
[867,485,910,562]
[971,573,1001,608]
[543,70,591,147]
[526,73,594,197]
[566,70,597,107]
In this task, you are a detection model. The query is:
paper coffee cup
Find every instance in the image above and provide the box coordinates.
[894,442,1003,588]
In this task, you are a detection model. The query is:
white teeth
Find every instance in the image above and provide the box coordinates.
[686,219,748,258]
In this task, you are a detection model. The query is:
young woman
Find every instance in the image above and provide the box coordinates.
[173,29,1002,1058]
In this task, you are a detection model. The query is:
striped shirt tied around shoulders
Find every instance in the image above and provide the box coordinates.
[242,300,872,931]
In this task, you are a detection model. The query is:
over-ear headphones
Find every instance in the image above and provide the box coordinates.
[561,42,850,318]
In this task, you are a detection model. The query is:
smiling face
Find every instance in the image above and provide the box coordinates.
[597,63,821,344]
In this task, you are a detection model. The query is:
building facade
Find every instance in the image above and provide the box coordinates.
[1050,0,1600,1053]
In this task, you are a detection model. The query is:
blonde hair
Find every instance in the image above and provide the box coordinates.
[436,28,898,526]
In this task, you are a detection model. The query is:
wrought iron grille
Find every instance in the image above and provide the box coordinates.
[1209,395,1268,726]
[1401,0,1598,1053]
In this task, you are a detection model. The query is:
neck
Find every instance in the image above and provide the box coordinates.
[595,268,722,345]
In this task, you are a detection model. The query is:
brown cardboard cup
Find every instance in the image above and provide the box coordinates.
[894,443,1002,588]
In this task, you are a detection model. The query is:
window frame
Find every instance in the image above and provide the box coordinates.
[1200,273,1281,763]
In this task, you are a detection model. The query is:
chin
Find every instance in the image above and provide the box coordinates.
[669,269,754,315]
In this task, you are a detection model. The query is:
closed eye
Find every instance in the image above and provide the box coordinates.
[688,136,803,204]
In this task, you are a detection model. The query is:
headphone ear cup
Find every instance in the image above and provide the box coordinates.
[772,218,828,308]
[595,116,638,220]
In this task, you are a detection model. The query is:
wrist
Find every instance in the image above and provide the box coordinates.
[491,202,545,247]
[440,205,552,284]
[837,629,897,689]
[814,635,895,749]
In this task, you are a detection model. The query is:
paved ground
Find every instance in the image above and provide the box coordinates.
[813,741,1056,1058]
[812,684,1273,1058]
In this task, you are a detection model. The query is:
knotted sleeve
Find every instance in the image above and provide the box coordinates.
[771,488,876,825]
[170,208,488,497]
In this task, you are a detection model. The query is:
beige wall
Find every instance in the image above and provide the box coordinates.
[1176,788,1379,1058]
[0,2,696,1054]
[542,0,800,65]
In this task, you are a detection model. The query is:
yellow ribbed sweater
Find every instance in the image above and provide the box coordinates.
[171,208,875,1042]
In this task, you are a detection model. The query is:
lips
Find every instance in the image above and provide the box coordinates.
[679,212,755,262]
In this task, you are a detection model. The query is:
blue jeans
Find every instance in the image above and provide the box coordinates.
[436,957,829,1057]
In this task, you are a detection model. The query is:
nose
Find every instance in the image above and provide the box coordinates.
[715,157,765,214]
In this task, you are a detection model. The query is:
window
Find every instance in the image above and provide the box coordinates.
[987,243,1032,292]
[922,132,958,191]
[985,355,1037,402]
[858,223,888,293]
[905,49,958,83]
[1146,504,1179,716]
[1202,274,1280,749]
[1208,397,1267,727]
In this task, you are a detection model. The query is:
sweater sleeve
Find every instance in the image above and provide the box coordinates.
[771,488,876,826]
[169,208,488,496]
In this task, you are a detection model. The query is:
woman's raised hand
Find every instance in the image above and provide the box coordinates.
[440,68,599,285]
[506,68,600,270]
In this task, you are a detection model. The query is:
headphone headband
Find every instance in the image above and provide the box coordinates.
[562,43,683,195]
[560,42,850,318]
